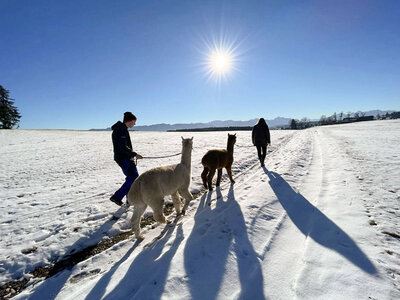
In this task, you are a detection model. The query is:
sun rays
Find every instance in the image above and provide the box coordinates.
[198,33,242,85]
[208,49,233,76]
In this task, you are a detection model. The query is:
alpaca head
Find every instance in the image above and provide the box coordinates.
[181,136,193,152]
[228,133,236,146]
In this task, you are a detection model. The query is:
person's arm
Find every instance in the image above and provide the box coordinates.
[113,130,137,158]
[265,125,271,144]
[252,127,256,145]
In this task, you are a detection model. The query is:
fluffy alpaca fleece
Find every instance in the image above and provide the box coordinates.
[201,133,236,191]
[127,137,194,240]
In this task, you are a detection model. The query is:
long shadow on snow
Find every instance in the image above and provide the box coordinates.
[84,240,140,300]
[26,206,128,300]
[264,168,377,275]
[184,185,265,300]
[101,222,184,299]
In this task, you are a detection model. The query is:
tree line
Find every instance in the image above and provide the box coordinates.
[171,126,253,132]
[2,83,399,131]
[287,111,400,130]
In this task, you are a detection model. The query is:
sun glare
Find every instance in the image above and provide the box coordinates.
[199,33,241,84]
[209,50,232,74]
[204,45,237,84]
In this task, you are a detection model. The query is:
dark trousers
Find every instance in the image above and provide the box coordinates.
[256,145,267,164]
[113,159,139,200]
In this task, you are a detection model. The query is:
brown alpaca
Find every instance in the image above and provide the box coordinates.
[201,133,236,191]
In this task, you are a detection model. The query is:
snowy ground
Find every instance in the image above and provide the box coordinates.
[1,120,399,299]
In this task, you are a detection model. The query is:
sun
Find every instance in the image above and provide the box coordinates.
[209,50,232,75]
[204,45,237,84]
[198,31,243,84]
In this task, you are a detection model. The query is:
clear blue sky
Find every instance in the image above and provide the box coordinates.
[1,0,399,129]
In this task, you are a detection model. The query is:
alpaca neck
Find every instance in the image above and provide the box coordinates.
[181,147,192,167]
[227,143,234,154]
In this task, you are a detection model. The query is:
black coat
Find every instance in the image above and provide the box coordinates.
[111,121,137,165]
[252,123,271,146]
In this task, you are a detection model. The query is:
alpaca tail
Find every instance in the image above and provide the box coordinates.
[127,179,142,206]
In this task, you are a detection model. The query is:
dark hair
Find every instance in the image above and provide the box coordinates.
[256,118,267,127]
[123,111,137,123]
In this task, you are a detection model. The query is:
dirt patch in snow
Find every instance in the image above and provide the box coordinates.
[0,193,200,300]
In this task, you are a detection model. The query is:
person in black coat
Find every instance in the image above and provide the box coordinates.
[252,118,271,167]
[110,112,142,206]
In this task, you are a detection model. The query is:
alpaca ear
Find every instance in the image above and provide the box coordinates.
[234,133,237,136]
[181,136,184,141]
[191,137,193,141]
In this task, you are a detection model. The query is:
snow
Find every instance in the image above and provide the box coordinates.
[1,120,399,299]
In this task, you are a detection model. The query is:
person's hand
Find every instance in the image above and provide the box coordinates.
[135,154,143,159]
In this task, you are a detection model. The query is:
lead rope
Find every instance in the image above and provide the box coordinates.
[134,152,182,166]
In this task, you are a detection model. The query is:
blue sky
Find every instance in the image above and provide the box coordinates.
[1,0,399,129]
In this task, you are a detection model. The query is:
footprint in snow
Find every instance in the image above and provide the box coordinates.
[69,269,101,284]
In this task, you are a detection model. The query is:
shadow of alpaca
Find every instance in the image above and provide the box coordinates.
[84,239,140,300]
[26,206,129,300]
[184,185,265,300]
[264,168,377,275]
[100,222,184,299]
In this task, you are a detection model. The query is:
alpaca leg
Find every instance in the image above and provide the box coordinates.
[149,197,167,224]
[131,202,147,240]
[201,167,209,189]
[216,169,223,187]
[207,168,216,191]
[171,191,182,215]
[226,166,235,183]
[179,189,194,214]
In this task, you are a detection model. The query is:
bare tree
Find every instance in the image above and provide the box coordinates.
[300,117,310,129]
[332,112,337,123]
[320,115,327,125]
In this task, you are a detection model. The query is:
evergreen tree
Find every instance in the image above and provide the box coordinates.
[0,85,21,129]
[290,119,298,129]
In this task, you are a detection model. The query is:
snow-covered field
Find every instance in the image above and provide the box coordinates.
[1,120,399,299]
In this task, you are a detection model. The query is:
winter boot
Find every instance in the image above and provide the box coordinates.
[110,195,123,206]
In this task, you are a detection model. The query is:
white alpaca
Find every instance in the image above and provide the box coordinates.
[127,137,194,240]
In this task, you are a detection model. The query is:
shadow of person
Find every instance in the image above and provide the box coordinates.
[101,222,184,299]
[264,168,377,275]
[184,186,265,300]
[26,206,130,300]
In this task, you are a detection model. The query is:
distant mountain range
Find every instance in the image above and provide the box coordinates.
[130,117,291,131]
[92,110,396,131]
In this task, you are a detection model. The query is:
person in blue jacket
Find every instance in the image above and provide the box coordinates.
[110,112,142,206]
